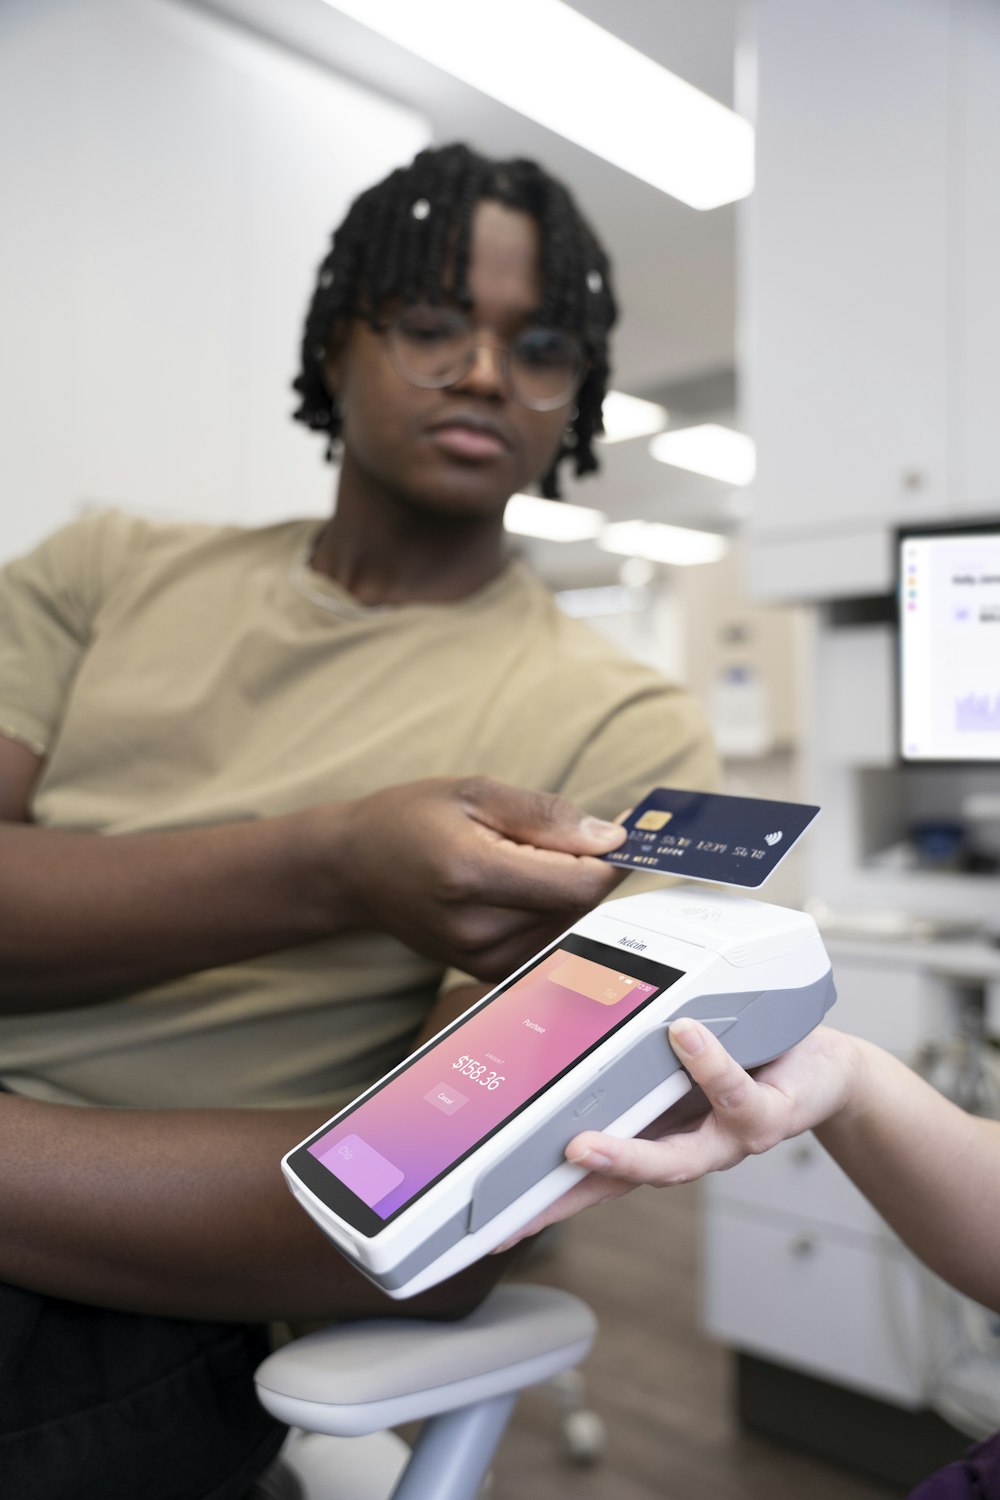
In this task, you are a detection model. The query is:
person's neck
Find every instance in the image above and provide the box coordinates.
[310,463,511,607]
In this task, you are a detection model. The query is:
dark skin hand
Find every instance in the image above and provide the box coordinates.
[0,738,625,1011]
[338,776,628,982]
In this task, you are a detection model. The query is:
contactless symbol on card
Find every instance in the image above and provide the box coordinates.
[601,788,820,890]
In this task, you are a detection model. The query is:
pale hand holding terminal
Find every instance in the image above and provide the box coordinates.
[496,1021,864,1248]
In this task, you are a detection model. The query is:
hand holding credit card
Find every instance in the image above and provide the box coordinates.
[602,787,820,889]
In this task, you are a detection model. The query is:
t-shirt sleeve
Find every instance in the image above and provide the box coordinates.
[555,679,720,820]
[0,509,148,756]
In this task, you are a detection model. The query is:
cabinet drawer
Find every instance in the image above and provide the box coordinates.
[703,1203,928,1407]
[704,1133,885,1238]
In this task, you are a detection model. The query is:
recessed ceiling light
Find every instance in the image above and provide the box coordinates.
[599,520,729,566]
[323,1,754,210]
[505,494,605,542]
[618,557,656,589]
[649,424,756,486]
[599,391,669,444]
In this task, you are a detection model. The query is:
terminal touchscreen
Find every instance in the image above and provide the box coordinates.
[283,886,835,1297]
[291,934,677,1238]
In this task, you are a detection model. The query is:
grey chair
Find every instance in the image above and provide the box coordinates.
[254,1283,598,1500]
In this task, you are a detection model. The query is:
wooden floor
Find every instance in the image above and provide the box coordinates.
[495,1182,898,1500]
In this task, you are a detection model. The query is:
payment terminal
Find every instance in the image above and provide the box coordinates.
[282,885,835,1298]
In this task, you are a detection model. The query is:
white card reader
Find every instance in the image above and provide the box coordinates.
[282,885,835,1299]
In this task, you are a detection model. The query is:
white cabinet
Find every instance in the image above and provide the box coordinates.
[745,0,1000,600]
[746,0,950,539]
[704,1203,929,1406]
[954,0,1000,513]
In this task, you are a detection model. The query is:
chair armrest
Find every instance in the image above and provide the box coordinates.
[254,1283,597,1436]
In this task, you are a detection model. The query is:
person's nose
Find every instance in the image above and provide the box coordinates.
[452,342,507,400]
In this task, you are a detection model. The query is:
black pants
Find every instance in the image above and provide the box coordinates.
[0,1281,286,1500]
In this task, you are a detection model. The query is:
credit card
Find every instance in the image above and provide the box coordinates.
[602,787,820,889]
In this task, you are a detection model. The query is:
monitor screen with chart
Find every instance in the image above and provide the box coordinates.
[900,525,1000,762]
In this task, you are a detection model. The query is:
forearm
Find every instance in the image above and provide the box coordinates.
[816,1036,1000,1312]
[0,1094,510,1322]
[0,812,351,1012]
[0,773,631,1014]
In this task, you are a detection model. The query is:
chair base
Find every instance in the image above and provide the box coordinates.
[280,1430,410,1500]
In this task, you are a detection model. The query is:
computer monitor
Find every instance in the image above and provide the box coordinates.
[899,523,1000,763]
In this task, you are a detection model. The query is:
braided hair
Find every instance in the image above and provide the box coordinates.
[292,143,617,499]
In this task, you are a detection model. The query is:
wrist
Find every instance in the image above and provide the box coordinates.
[812,1029,874,1148]
[278,803,361,939]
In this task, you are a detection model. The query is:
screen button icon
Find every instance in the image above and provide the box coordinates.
[313,1132,403,1208]
[549,952,646,1005]
[424,1082,470,1116]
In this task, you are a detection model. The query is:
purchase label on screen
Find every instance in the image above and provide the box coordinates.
[602,787,820,889]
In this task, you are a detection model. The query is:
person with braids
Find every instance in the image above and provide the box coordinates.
[293,144,611,496]
[0,144,716,1499]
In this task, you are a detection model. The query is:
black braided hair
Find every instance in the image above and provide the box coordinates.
[292,143,617,499]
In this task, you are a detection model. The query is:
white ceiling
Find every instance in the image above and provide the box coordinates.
[195,0,745,582]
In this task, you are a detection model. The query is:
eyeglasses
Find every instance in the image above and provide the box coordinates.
[379,305,585,412]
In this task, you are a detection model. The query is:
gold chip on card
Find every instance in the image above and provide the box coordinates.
[635,810,673,831]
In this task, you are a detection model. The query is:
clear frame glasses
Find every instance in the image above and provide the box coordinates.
[381,305,585,412]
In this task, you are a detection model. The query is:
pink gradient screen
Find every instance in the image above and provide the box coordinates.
[308,947,659,1220]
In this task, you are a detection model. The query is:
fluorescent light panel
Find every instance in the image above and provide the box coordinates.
[599,391,668,444]
[649,423,756,486]
[557,585,648,618]
[505,494,605,542]
[324,1,754,210]
[599,520,729,566]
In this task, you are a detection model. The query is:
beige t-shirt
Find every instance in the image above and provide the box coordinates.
[0,510,718,1109]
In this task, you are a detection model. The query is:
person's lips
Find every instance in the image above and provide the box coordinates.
[427,413,511,461]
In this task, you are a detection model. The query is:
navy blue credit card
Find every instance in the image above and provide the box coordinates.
[602,787,820,889]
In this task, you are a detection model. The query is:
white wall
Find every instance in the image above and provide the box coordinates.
[0,0,429,562]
